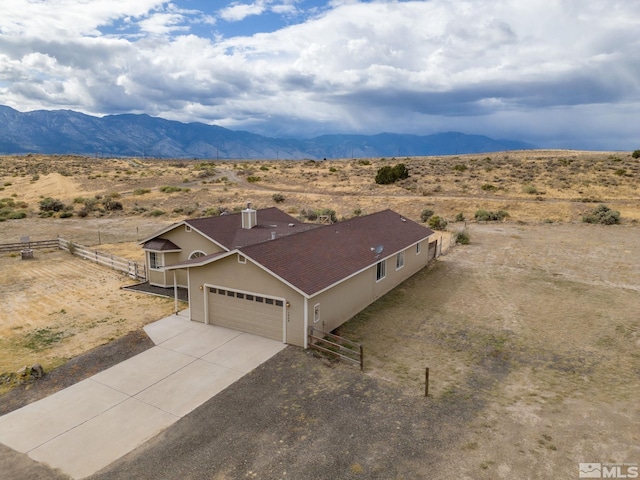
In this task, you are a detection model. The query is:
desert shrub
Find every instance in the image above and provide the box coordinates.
[272,193,286,204]
[103,199,123,211]
[203,206,228,217]
[452,164,468,172]
[133,188,151,195]
[59,211,73,218]
[420,209,434,222]
[475,209,510,221]
[149,209,166,217]
[247,176,261,183]
[455,230,470,245]
[582,204,620,225]
[77,209,88,217]
[318,208,337,223]
[481,184,498,191]
[260,165,269,171]
[160,185,183,193]
[455,212,465,222]
[39,197,65,212]
[300,209,318,221]
[614,169,626,176]
[329,167,338,173]
[352,208,362,217]
[522,184,538,194]
[375,163,409,184]
[73,197,86,204]
[428,215,448,230]
[7,211,27,219]
[357,159,371,165]
[632,150,640,159]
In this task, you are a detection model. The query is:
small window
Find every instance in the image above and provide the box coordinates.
[149,252,162,269]
[227,291,235,297]
[185,225,192,232]
[376,260,386,281]
[218,289,226,295]
[236,293,244,299]
[189,251,206,260]
[246,294,254,301]
[256,296,264,303]
[275,300,283,307]
[313,303,320,323]
[416,242,421,254]
[238,255,247,264]
[396,251,405,270]
[209,287,216,294]
[265,298,274,305]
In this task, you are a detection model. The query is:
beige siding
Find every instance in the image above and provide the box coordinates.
[310,243,430,334]
[186,242,433,347]
[188,253,306,346]
[146,225,226,287]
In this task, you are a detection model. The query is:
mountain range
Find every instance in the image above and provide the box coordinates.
[0,105,535,159]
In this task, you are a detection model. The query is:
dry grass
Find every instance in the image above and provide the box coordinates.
[0,150,638,228]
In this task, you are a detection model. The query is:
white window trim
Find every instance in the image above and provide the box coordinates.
[376,260,386,282]
[149,251,164,270]
[238,254,247,264]
[189,250,206,259]
[416,241,421,255]
[313,303,321,323]
[396,251,405,270]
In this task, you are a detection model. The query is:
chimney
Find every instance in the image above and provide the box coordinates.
[242,202,257,229]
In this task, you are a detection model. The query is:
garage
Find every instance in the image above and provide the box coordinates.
[206,286,285,341]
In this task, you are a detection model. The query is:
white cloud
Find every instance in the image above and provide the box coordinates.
[0,0,639,149]
[219,2,267,22]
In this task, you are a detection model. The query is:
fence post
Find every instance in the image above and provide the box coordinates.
[425,367,430,397]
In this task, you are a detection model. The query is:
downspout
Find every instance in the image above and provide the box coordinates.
[173,270,178,314]
[303,297,309,349]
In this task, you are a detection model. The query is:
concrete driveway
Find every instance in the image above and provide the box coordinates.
[0,311,286,479]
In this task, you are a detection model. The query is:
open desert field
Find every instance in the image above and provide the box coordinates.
[0,151,638,478]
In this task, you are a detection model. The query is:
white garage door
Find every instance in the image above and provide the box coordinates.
[207,287,284,341]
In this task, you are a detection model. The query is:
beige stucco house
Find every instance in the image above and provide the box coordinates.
[141,206,437,348]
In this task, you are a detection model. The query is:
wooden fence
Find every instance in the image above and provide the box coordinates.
[58,238,146,281]
[308,326,364,370]
[0,239,60,253]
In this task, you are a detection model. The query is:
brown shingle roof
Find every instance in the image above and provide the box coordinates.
[143,238,181,251]
[185,207,318,249]
[239,210,433,296]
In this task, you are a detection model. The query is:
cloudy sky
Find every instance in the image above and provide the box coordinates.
[1,0,639,150]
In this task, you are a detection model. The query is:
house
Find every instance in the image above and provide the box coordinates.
[141,205,438,348]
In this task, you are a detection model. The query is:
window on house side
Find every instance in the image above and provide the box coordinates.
[149,252,161,269]
[416,242,421,254]
[376,260,386,281]
[189,251,205,260]
[396,251,405,270]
